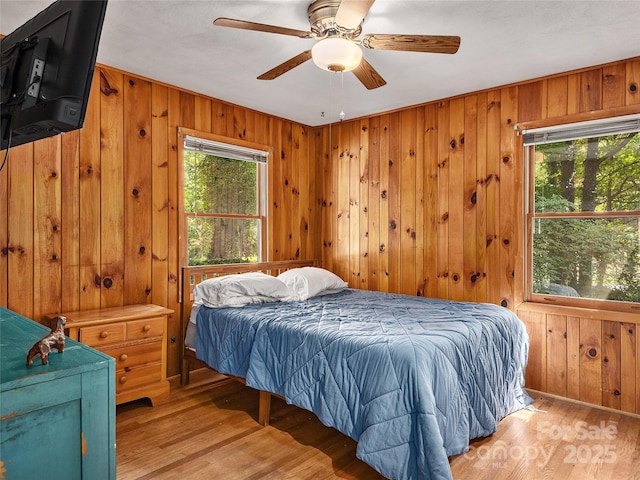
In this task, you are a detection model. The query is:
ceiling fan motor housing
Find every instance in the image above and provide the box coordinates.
[308,0,362,38]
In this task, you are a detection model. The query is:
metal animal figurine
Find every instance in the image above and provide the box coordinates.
[26,316,67,366]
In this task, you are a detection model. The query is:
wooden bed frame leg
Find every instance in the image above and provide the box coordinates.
[181,358,190,386]
[258,390,271,426]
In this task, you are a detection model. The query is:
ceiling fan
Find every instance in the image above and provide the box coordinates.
[213,0,461,90]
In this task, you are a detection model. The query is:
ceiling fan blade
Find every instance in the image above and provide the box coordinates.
[213,18,312,39]
[335,0,376,30]
[351,57,386,90]
[361,34,461,54]
[257,51,313,80]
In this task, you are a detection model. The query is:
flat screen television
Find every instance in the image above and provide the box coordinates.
[0,0,108,151]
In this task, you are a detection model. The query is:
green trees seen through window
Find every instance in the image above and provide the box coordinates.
[184,150,261,265]
[531,131,640,303]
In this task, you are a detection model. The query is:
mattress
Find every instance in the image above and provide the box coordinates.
[192,288,532,480]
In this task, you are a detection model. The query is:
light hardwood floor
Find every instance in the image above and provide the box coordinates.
[116,369,640,480]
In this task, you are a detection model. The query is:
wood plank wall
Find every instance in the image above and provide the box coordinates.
[0,65,321,376]
[317,93,525,303]
[317,57,640,304]
[519,306,639,415]
[1,56,639,412]
[316,56,640,413]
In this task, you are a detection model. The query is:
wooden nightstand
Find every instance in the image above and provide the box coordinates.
[46,304,173,406]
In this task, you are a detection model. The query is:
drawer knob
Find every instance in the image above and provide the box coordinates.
[100,331,109,339]
[119,376,127,384]
[119,354,128,362]
[143,324,151,333]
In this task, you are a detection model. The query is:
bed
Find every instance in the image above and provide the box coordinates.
[180,261,532,480]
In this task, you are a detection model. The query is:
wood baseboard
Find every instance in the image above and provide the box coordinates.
[526,388,640,419]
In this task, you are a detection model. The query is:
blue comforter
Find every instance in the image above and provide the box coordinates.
[196,289,531,480]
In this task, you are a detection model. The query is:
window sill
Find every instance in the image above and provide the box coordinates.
[516,301,640,324]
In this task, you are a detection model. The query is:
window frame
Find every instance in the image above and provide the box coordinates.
[520,113,640,315]
[177,127,271,268]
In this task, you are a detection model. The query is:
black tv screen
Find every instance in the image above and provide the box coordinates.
[0,0,108,151]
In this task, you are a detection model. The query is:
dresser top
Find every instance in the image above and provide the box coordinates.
[45,304,174,327]
[0,307,113,390]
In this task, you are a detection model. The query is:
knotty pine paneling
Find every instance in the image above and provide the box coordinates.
[7,143,34,317]
[367,117,381,292]
[473,93,488,304]
[150,83,170,310]
[166,88,182,370]
[377,114,391,293]
[518,305,640,415]
[60,130,81,313]
[1,55,639,405]
[545,314,568,397]
[485,90,502,305]
[33,136,62,318]
[349,120,362,289]
[399,109,417,296]
[100,69,125,308]
[123,75,153,305]
[387,113,402,294]
[462,95,478,303]
[79,69,102,311]
[359,119,370,291]
[498,87,518,310]
[620,323,637,413]
[602,63,627,109]
[547,76,569,118]
[0,65,320,376]
[627,61,640,105]
[318,57,640,309]
[423,105,439,299]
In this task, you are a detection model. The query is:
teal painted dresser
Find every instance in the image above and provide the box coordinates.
[0,307,116,479]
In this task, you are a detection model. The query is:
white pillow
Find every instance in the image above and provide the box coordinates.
[277,267,348,301]
[193,272,291,308]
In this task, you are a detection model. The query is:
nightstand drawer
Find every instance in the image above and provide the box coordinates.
[127,317,164,340]
[103,341,162,368]
[81,323,126,346]
[116,362,162,392]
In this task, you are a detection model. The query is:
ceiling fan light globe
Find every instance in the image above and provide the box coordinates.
[311,37,362,72]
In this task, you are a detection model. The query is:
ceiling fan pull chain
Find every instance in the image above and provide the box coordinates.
[339,71,346,121]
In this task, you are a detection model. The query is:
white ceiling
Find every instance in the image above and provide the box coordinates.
[2,0,640,127]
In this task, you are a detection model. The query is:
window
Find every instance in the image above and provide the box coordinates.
[523,114,640,311]
[179,129,270,266]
